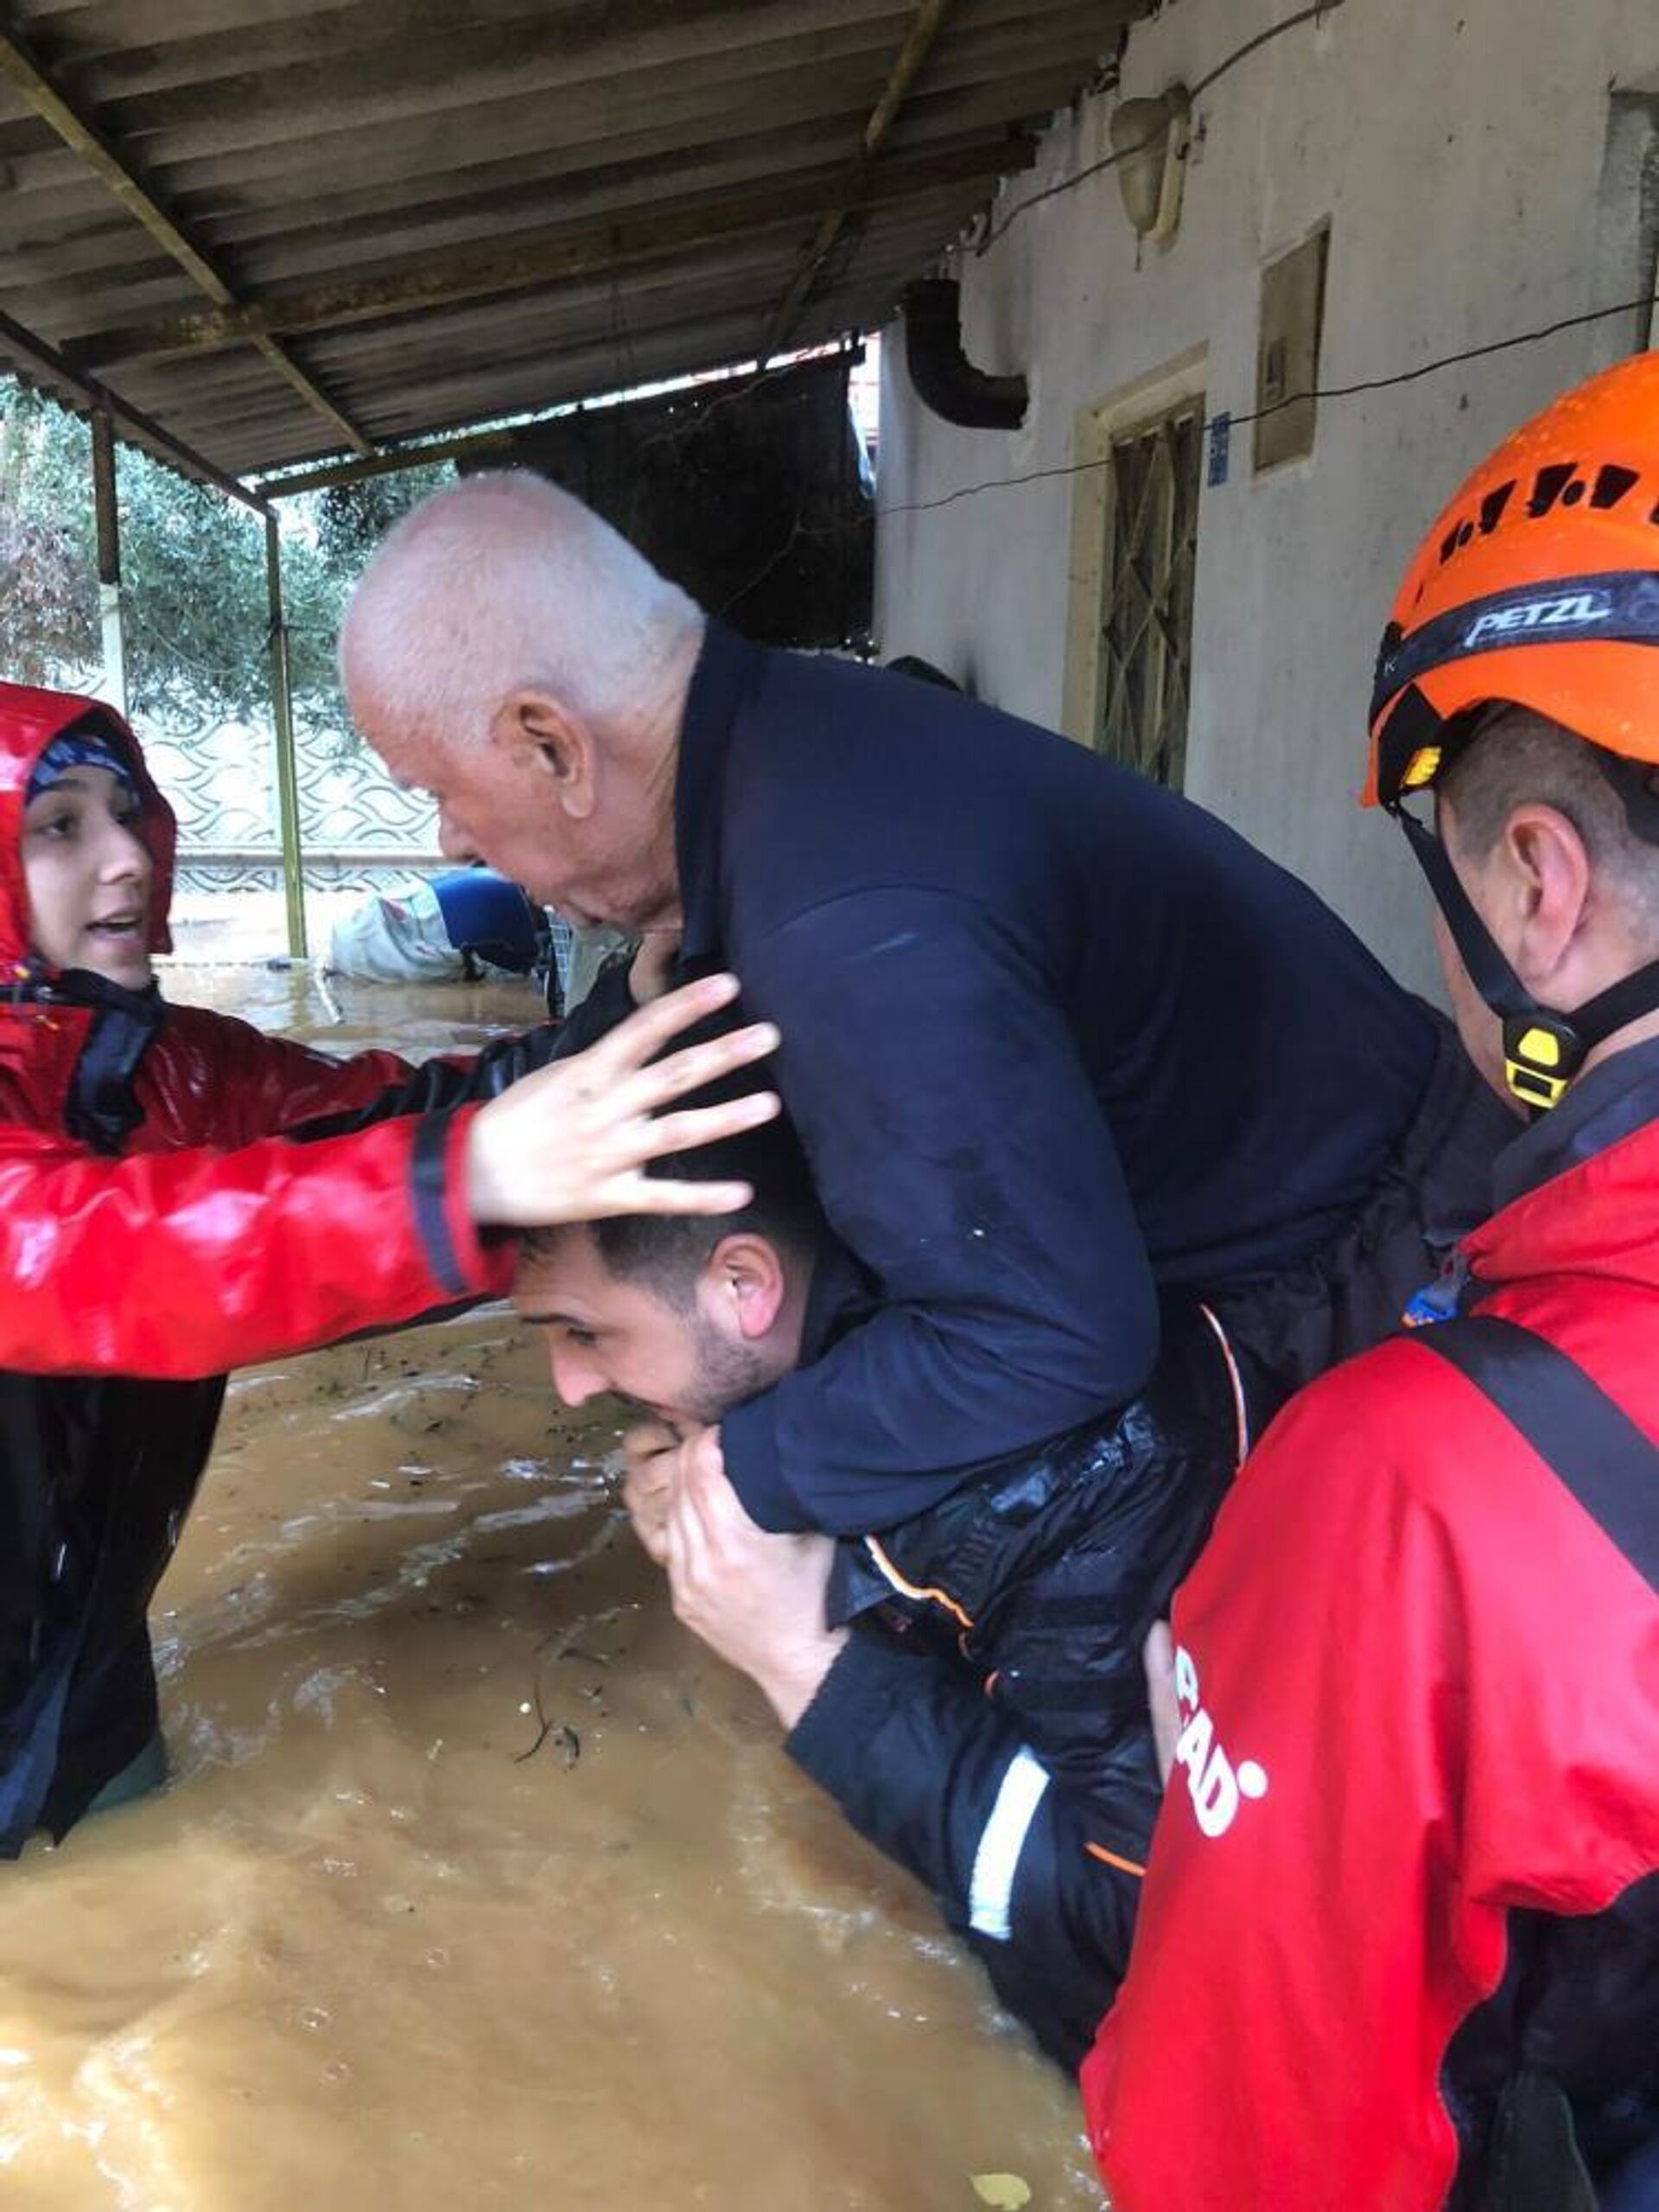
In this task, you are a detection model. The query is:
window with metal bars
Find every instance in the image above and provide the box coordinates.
[1095,399,1202,789]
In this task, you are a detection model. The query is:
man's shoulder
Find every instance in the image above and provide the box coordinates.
[1254,1331,1469,1452]
[1232,1331,1519,1538]
[725,652,1151,933]
[739,646,1097,797]
[1239,1302,1654,1559]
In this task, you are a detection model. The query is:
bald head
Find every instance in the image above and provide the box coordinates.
[340,471,703,749]
[339,473,704,928]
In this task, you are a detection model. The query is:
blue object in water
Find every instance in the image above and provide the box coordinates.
[431,868,542,975]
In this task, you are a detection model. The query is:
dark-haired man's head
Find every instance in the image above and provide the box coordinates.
[513,1077,823,1427]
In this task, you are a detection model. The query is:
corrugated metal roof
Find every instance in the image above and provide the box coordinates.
[0,0,1146,491]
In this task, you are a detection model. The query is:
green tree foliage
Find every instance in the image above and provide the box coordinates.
[315,465,449,581]
[0,392,96,690]
[0,384,449,728]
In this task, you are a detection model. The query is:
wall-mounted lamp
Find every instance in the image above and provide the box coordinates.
[1109,83,1192,253]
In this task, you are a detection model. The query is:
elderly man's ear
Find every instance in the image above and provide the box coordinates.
[704,1235,789,1342]
[495,689,595,819]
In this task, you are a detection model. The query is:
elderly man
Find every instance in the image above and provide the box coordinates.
[512,1096,1236,2068]
[341,473,1507,1566]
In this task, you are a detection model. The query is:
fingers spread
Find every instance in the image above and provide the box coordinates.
[608,1175,754,1217]
[593,973,744,1072]
[624,1025,782,1117]
[639,1091,780,1159]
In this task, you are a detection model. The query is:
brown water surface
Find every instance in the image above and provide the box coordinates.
[0,966,1103,2211]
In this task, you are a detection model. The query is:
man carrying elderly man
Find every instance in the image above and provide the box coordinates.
[338,471,1507,2052]
[510,1088,1238,2061]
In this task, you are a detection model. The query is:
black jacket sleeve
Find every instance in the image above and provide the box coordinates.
[786,1630,1153,2069]
[720,886,1159,1532]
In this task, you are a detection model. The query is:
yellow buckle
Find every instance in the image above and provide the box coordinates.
[1505,1058,1570,1110]
[1504,1026,1572,1110]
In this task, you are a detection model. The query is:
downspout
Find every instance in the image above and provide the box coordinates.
[899,277,1028,430]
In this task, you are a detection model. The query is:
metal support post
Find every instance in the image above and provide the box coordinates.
[90,408,127,715]
[264,511,308,958]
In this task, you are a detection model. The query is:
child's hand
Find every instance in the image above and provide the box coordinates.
[464,974,779,1226]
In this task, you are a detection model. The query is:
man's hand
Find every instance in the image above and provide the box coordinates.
[1144,1619,1179,1786]
[663,1427,847,1731]
[620,1418,679,1566]
[464,972,779,1226]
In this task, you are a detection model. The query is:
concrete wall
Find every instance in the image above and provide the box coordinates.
[873,0,1659,995]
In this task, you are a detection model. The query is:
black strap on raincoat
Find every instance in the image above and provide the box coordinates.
[1419,1316,1658,2212]
[1418,1317,1656,1592]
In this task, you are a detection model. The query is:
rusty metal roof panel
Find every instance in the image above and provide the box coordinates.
[0,0,1147,486]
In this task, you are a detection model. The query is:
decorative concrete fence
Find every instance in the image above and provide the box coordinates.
[143,711,441,901]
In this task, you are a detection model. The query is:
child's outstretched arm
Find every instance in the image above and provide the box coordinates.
[0,977,777,1379]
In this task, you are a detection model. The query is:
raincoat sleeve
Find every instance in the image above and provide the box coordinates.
[1079,1339,1659,2211]
[183,955,637,1146]
[0,1103,499,1379]
[0,962,644,1380]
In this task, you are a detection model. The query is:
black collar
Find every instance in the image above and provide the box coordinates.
[1491,1033,1659,1213]
[673,619,762,969]
[798,1233,880,1366]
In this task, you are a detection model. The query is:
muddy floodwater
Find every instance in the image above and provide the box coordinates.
[1,963,1104,2211]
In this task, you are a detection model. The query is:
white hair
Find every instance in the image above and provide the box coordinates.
[339,470,703,746]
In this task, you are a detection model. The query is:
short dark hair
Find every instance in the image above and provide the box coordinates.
[517,1017,822,1307]
[1440,703,1659,948]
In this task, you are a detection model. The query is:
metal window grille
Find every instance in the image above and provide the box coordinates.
[1095,400,1202,789]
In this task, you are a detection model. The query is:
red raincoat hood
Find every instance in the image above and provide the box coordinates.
[0,680,175,971]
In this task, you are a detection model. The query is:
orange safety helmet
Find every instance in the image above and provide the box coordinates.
[1365,353,1659,1112]
[1368,349,1659,809]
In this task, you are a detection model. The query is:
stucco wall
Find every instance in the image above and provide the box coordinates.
[873,0,1659,995]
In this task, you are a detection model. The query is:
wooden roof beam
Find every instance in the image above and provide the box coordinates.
[0,22,371,454]
[762,0,957,359]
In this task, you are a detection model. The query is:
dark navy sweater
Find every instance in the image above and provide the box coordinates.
[677,624,1436,1535]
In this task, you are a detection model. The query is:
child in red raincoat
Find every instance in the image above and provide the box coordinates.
[0,679,774,1850]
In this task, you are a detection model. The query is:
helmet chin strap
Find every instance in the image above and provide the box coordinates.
[1392,804,1659,1116]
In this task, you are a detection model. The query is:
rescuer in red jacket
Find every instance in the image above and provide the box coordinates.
[1083,355,1659,2209]
[0,679,778,1853]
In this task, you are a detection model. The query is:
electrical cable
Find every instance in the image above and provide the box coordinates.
[810,289,1659,535]
[978,2,1334,252]
[718,484,810,616]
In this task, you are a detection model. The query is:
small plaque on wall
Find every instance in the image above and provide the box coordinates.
[1254,223,1330,474]
[1207,410,1231,486]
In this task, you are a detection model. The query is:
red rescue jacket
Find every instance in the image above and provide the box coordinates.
[0,683,549,1847]
[1082,1071,1659,2209]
